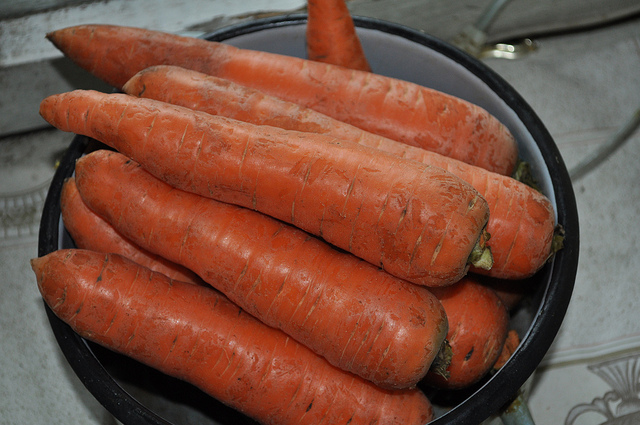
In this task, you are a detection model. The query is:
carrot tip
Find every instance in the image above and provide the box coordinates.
[30,256,46,276]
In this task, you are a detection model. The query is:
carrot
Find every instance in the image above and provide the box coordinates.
[306,0,371,71]
[122,65,387,140]
[123,64,556,279]
[46,24,518,175]
[423,276,509,389]
[69,148,450,389]
[32,249,435,424]
[493,329,521,370]
[40,90,492,287]
[60,176,203,285]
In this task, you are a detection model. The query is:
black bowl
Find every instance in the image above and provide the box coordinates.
[38,14,579,425]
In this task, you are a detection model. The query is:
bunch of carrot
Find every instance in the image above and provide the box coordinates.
[33,4,562,423]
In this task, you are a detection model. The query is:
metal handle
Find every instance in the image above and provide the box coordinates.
[450,0,538,60]
[475,0,512,32]
[450,0,512,57]
[570,107,640,181]
[500,392,537,425]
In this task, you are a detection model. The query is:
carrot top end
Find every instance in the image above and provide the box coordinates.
[30,256,45,274]
[511,159,541,191]
[429,339,452,379]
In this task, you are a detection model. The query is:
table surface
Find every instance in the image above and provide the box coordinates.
[1,1,639,424]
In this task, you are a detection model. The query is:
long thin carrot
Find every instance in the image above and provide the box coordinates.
[424,276,509,389]
[60,176,203,285]
[46,24,518,175]
[40,89,492,287]
[124,65,555,279]
[70,148,450,390]
[306,0,371,71]
[32,249,435,424]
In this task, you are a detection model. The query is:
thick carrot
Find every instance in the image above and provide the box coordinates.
[40,90,492,287]
[46,24,518,175]
[32,249,435,424]
[423,276,509,389]
[60,176,203,285]
[70,148,450,389]
[124,65,556,279]
[306,0,371,71]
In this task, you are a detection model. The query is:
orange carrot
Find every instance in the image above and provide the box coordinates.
[122,65,385,139]
[306,0,371,71]
[60,176,203,285]
[423,276,509,389]
[123,65,555,279]
[46,24,518,175]
[32,249,435,424]
[493,329,521,370]
[70,148,450,390]
[40,89,492,287]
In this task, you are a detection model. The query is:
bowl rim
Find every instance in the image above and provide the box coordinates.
[38,14,579,425]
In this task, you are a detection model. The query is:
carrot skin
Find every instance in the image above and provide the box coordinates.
[32,249,435,425]
[306,0,371,71]
[122,65,380,139]
[46,24,518,175]
[423,276,509,389]
[70,148,449,390]
[40,89,490,287]
[492,329,521,370]
[123,65,555,279]
[60,177,203,285]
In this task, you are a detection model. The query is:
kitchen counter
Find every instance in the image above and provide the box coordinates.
[1,1,639,424]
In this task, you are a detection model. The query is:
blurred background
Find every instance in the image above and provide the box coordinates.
[1,1,639,424]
